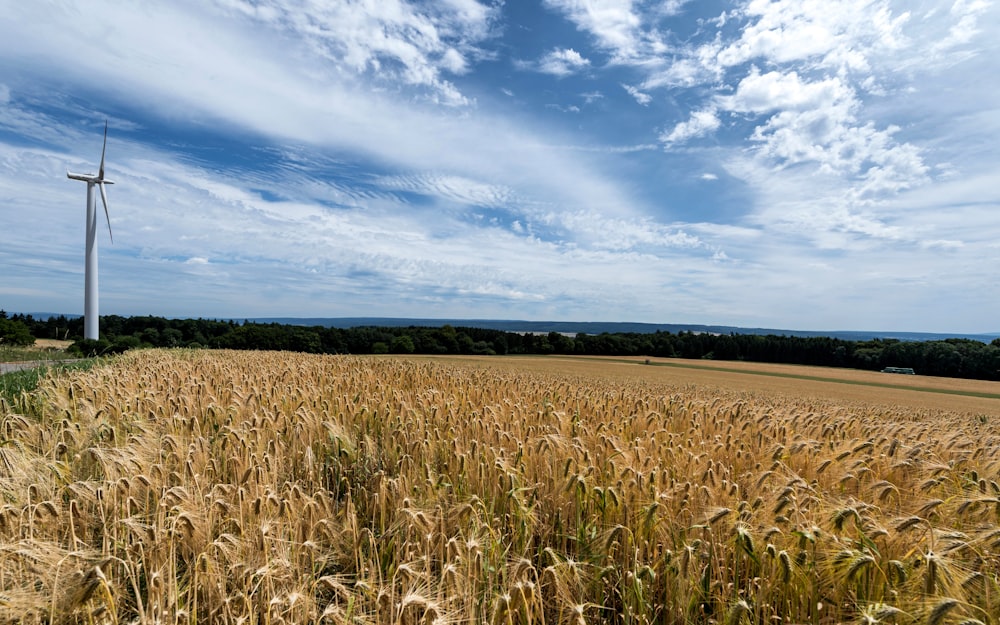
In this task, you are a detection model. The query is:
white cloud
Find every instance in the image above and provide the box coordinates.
[555,210,704,251]
[714,0,910,74]
[537,0,990,194]
[721,68,850,114]
[919,0,995,71]
[641,57,713,90]
[75,1,499,109]
[376,173,515,208]
[718,68,929,192]
[0,83,9,104]
[537,48,591,76]
[441,48,469,74]
[711,146,1000,331]
[621,84,652,105]
[660,108,720,144]
[543,0,645,60]
[546,103,582,113]
[920,239,964,250]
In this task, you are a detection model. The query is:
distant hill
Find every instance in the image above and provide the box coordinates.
[22,312,82,320]
[252,317,1000,344]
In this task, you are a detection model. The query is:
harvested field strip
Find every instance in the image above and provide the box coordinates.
[627,358,1000,400]
[425,354,1000,415]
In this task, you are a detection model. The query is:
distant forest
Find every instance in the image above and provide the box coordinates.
[4,311,1000,381]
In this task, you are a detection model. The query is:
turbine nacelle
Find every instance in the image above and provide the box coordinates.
[66,172,115,185]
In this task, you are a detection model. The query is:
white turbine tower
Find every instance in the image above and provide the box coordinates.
[67,122,114,341]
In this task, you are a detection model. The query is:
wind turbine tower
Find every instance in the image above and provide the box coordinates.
[67,122,114,341]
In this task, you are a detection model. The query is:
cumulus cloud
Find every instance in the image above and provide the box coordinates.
[714,68,929,192]
[541,0,942,207]
[641,57,714,90]
[660,108,720,144]
[537,48,591,76]
[714,0,910,73]
[543,0,645,60]
[721,69,850,114]
[535,0,987,205]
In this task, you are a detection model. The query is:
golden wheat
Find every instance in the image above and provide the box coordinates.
[0,349,999,624]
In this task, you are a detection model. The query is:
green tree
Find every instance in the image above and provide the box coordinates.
[438,325,461,353]
[390,334,415,354]
[924,341,962,376]
[161,328,185,348]
[713,335,740,360]
[139,327,161,345]
[457,332,475,354]
[547,331,574,354]
[470,340,496,355]
[0,318,34,346]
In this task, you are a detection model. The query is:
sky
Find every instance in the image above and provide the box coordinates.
[0,0,998,333]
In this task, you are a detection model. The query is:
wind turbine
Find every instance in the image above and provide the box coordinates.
[67,121,114,341]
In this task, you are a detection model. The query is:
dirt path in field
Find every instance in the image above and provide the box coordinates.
[584,356,1000,414]
[632,358,1000,398]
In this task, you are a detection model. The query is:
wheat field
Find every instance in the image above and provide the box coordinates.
[2,349,1000,624]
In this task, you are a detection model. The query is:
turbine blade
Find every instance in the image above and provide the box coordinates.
[99,182,113,244]
[98,120,108,180]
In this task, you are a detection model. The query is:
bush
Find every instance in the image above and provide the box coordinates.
[70,338,112,357]
[110,335,142,353]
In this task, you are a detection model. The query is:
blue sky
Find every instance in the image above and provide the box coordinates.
[1,0,997,333]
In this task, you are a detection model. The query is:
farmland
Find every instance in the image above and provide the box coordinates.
[2,350,1000,624]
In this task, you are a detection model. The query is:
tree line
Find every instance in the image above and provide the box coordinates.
[3,311,1000,381]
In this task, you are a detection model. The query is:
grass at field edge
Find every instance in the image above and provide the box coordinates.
[0,359,97,402]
